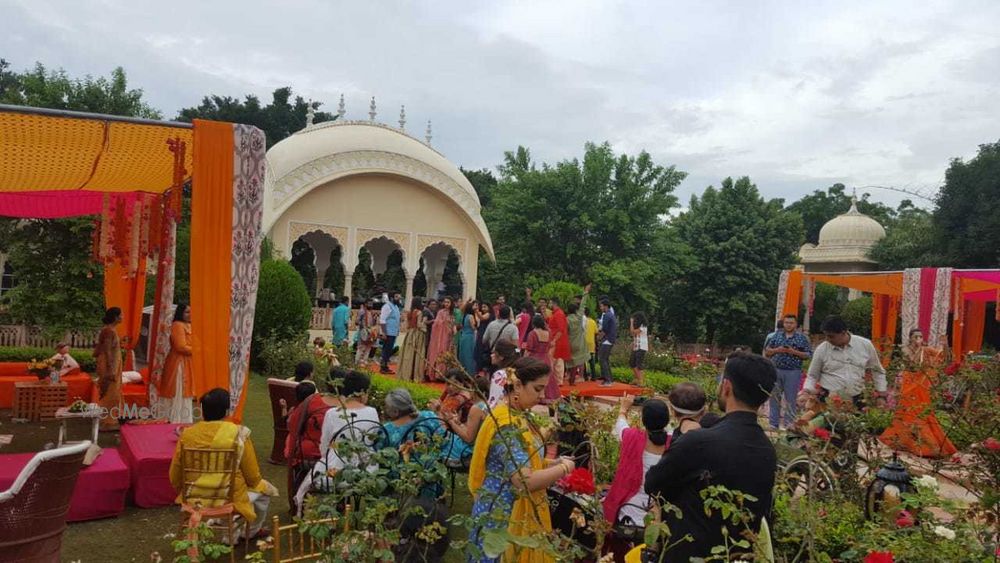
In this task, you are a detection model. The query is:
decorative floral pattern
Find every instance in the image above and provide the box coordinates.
[227,124,266,411]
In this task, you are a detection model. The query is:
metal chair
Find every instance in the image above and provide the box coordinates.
[0,441,90,563]
[177,444,245,563]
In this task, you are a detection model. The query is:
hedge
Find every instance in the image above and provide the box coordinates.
[0,346,97,372]
[367,372,441,411]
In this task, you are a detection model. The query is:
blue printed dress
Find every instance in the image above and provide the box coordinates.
[467,424,535,563]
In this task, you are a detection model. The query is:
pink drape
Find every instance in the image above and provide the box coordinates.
[0,190,141,218]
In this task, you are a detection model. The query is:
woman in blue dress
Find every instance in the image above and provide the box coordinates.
[458,301,479,376]
[382,388,445,498]
[467,357,575,563]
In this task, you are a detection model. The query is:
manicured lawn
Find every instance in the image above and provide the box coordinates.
[1,374,473,561]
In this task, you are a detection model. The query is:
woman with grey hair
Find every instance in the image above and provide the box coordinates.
[382,388,445,450]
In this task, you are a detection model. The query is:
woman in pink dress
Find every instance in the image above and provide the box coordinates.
[524,314,557,403]
[516,301,534,347]
[426,296,457,381]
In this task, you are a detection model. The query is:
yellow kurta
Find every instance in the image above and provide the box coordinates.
[169,420,268,521]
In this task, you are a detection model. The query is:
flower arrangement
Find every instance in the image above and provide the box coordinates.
[26,358,61,380]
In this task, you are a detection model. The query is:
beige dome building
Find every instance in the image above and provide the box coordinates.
[798,197,886,273]
[263,103,494,306]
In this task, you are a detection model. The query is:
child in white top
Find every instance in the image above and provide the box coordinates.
[629,313,649,386]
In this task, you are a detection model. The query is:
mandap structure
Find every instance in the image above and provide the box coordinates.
[776,268,1000,363]
[0,104,265,420]
[263,103,494,304]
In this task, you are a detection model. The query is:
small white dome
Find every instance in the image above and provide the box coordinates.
[817,199,886,247]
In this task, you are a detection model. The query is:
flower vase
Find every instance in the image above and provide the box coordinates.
[49,370,60,384]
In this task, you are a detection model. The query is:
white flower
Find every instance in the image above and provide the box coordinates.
[934,525,956,540]
[916,475,939,490]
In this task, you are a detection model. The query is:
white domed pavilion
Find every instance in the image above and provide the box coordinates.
[798,197,886,273]
[263,103,493,305]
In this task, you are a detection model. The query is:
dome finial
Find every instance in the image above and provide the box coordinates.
[369,96,377,122]
[305,101,315,128]
[337,94,346,120]
[849,189,859,214]
[425,119,432,145]
[398,105,406,131]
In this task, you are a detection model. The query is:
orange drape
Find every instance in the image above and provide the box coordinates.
[190,120,234,404]
[806,273,904,297]
[952,300,986,355]
[103,260,146,370]
[781,270,804,318]
[871,294,899,366]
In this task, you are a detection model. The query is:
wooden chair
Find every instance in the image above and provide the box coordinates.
[177,444,245,563]
[267,378,300,465]
[269,513,347,563]
[0,441,90,563]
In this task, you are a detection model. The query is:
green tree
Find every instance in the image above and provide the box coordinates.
[479,142,687,321]
[785,183,897,244]
[932,140,1000,267]
[461,167,498,208]
[0,62,161,118]
[672,177,804,344]
[290,239,317,297]
[0,61,162,333]
[868,208,941,270]
[177,87,334,148]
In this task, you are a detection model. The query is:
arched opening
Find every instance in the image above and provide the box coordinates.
[352,236,406,299]
[291,230,346,304]
[418,242,463,299]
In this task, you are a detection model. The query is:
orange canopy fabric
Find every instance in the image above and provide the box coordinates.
[780,270,804,318]
[805,273,904,297]
[952,300,986,355]
[103,261,147,371]
[0,110,193,194]
[190,120,234,400]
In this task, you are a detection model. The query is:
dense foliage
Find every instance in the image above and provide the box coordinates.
[252,259,313,362]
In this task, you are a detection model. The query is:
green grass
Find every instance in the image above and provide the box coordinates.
[0,374,473,561]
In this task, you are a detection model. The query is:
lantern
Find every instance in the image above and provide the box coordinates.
[865,454,914,520]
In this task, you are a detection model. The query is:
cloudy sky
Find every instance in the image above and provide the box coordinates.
[5,0,999,208]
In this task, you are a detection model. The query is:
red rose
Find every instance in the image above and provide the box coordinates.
[984,437,1000,452]
[950,453,963,464]
[557,467,596,495]
[895,510,915,528]
[971,362,985,372]
[864,551,894,563]
[812,427,832,441]
[944,363,960,376]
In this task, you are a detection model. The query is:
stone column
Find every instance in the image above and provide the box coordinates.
[405,275,415,312]
[344,273,354,303]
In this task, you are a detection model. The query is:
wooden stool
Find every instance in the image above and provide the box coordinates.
[12,382,68,422]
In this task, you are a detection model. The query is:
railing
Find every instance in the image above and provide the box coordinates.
[311,307,332,330]
[0,325,99,349]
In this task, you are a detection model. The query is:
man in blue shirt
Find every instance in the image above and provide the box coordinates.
[597,297,617,386]
[763,314,812,429]
[379,292,402,375]
[331,296,350,345]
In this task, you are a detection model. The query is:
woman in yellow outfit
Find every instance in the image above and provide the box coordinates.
[467,357,575,563]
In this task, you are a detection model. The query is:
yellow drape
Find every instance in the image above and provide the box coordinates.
[190,120,233,402]
[469,403,553,563]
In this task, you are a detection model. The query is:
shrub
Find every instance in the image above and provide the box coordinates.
[840,296,873,338]
[252,259,313,367]
[534,281,584,310]
[0,346,96,372]
[254,334,312,379]
[367,371,440,411]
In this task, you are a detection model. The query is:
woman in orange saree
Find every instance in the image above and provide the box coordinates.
[94,307,123,431]
[880,329,957,458]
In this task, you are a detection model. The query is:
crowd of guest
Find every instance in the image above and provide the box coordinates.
[157,295,973,562]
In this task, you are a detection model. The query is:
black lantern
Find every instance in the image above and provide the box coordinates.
[865,453,914,520]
